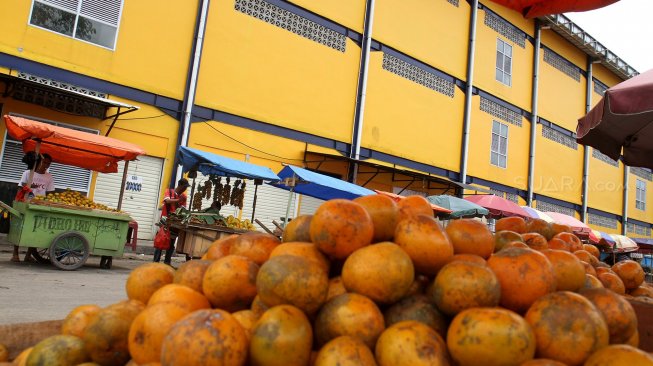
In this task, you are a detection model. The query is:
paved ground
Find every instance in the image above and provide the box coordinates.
[0,235,185,325]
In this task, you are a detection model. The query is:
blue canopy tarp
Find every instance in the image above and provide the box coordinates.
[270,165,375,201]
[177,146,280,181]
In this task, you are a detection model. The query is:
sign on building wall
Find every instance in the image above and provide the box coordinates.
[125,175,143,192]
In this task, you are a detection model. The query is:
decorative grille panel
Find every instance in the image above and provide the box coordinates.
[235,0,346,52]
[543,48,581,82]
[588,213,618,229]
[484,11,525,48]
[627,222,651,236]
[632,167,653,181]
[489,189,504,197]
[542,125,578,150]
[505,193,518,203]
[447,0,459,6]
[536,200,576,217]
[592,148,619,167]
[80,0,122,26]
[38,0,79,12]
[12,83,105,119]
[18,72,106,98]
[593,80,608,96]
[382,53,455,97]
[480,97,522,127]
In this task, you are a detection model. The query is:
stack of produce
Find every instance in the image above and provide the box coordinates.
[31,189,121,213]
[4,195,653,365]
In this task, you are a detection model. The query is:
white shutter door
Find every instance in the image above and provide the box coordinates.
[241,184,297,233]
[93,156,163,240]
[298,195,324,216]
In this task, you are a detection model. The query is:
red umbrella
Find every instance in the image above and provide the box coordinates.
[464,195,529,219]
[488,0,618,18]
[544,212,592,237]
[577,69,653,169]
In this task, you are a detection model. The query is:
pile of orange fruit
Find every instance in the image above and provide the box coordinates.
[4,195,653,365]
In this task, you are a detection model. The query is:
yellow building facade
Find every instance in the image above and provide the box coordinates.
[0,0,649,240]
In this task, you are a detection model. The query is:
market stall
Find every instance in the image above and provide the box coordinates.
[0,115,145,270]
[171,146,280,258]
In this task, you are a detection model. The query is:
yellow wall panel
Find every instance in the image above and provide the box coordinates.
[0,1,194,99]
[374,0,470,81]
[362,53,463,172]
[197,0,360,143]
[537,62,586,132]
[473,10,533,112]
[628,171,653,224]
[593,63,624,88]
[534,126,583,204]
[467,97,529,190]
[481,2,533,37]
[288,0,366,33]
[587,151,624,215]
[541,31,586,70]
[588,223,621,236]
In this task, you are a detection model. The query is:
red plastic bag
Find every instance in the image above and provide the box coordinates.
[15,186,33,202]
[153,226,171,250]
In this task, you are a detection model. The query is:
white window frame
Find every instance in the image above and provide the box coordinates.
[636,179,646,211]
[490,120,508,169]
[28,0,124,50]
[496,38,512,86]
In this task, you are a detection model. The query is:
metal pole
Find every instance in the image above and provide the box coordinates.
[26,140,41,189]
[173,0,210,184]
[581,59,593,222]
[117,160,129,211]
[283,178,295,229]
[349,0,375,182]
[459,0,479,192]
[251,183,259,222]
[623,166,629,235]
[527,20,542,206]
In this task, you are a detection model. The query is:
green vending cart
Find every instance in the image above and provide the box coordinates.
[1,115,146,270]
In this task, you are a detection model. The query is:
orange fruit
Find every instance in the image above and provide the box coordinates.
[396,195,434,222]
[354,194,399,242]
[341,242,414,304]
[61,304,102,338]
[524,291,608,365]
[203,234,238,260]
[202,255,258,312]
[383,294,449,339]
[269,241,329,274]
[584,344,653,365]
[315,293,385,349]
[583,274,604,290]
[494,230,523,252]
[125,263,175,304]
[446,253,487,265]
[160,309,248,366]
[376,320,449,366]
[326,276,347,302]
[309,199,374,259]
[430,261,500,316]
[249,305,313,366]
[281,214,312,242]
[448,307,535,366]
[314,336,376,366]
[582,244,601,259]
[598,272,627,295]
[394,214,454,276]
[541,249,586,291]
[487,247,556,313]
[554,232,583,252]
[445,219,494,258]
[173,259,212,293]
[229,232,280,265]
[496,216,527,234]
[580,287,638,344]
[526,219,555,240]
[128,302,191,364]
[612,260,645,290]
[522,233,549,251]
[147,283,210,312]
[256,254,329,314]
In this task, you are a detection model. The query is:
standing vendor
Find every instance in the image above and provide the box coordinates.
[153,178,190,265]
[11,152,55,262]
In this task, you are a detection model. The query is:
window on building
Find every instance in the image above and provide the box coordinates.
[496,39,512,86]
[29,0,123,49]
[636,179,646,210]
[491,121,508,168]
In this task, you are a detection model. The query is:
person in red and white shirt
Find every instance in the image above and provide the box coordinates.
[153,178,189,264]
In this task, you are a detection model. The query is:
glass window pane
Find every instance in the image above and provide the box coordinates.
[30,2,75,36]
[491,135,499,152]
[505,74,512,86]
[501,124,508,136]
[504,56,512,73]
[491,153,499,166]
[496,69,503,82]
[497,39,503,53]
[76,16,117,48]
[492,121,500,133]
[499,155,507,168]
[496,51,504,69]
[505,44,512,57]
[500,137,507,154]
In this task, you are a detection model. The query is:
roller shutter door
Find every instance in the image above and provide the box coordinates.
[298,195,324,216]
[93,156,164,240]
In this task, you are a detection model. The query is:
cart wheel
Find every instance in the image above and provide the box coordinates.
[49,232,90,271]
[100,256,113,269]
[31,248,51,264]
